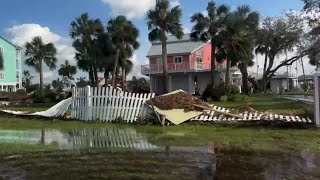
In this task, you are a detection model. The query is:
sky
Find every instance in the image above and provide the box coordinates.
[0,0,311,83]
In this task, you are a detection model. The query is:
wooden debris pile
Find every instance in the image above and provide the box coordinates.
[146,91,211,112]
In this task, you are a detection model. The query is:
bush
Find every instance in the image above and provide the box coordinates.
[227,94,242,102]
[300,83,309,92]
[201,85,226,102]
[219,95,228,102]
[225,85,240,95]
[241,95,249,102]
[33,86,56,103]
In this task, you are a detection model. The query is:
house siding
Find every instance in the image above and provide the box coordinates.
[0,37,22,92]
[0,38,17,84]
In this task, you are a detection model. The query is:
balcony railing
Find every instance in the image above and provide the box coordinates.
[141,62,226,75]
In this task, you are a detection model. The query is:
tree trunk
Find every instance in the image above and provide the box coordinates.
[301,57,306,82]
[210,39,216,87]
[262,52,268,92]
[112,49,120,88]
[122,68,126,90]
[93,65,98,87]
[161,31,169,94]
[262,53,275,93]
[239,63,249,95]
[89,65,94,86]
[104,68,109,87]
[39,59,43,94]
[225,59,231,89]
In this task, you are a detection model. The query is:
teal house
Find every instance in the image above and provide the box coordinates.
[0,36,22,92]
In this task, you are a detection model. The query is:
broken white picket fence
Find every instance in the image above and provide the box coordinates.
[71,86,155,122]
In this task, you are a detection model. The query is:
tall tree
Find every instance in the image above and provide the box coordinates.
[232,6,259,94]
[70,13,103,86]
[95,32,114,87]
[190,1,230,87]
[303,0,320,68]
[58,60,77,79]
[107,16,139,87]
[147,0,184,93]
[119,59,133,89]
[215,6,259,93]
[24,36,57,93]
[256,13,306,92]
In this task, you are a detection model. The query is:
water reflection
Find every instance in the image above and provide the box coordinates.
[0,128,158,150]
[1,128,320,179]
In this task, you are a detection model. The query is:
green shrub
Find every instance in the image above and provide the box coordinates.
[33,86,56,103]
[241,95,249,102]
[227,94,242,102]
[225,85,240,95]
[219,95,228,102]
[201,85,226,102]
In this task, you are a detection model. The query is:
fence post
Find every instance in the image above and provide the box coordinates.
[314,71,320,127]
[86,85,92,121]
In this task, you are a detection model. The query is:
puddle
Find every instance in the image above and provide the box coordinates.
[0,128,158,150]
[0,128,320,179]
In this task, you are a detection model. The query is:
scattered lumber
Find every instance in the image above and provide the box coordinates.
[193,104,243,119]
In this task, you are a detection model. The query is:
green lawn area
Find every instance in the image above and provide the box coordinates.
[0,95,318,155]
[0,103,56,113]
[212,95,312,114]
[0,117,319,154]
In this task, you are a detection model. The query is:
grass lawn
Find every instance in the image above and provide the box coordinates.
[0,95,318,155]
[0,118,319,154]
[212,95,312,114]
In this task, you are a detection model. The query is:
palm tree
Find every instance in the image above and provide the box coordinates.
[216,5,259,94]
[107,16,139,87]
[95,32,114,87]
[58,60,77,79]
[119,59,133,89]
[22,70,34,88]
[70,13,103,86]
[25,36,57,93]
[0,48,4,70]
[190,1,230,87]
[147,0,184,93]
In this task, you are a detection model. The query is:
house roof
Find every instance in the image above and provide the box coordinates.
[147,33,207,57]
[0,36,22,50]
[272,74,296,79]
[298,75,313,81]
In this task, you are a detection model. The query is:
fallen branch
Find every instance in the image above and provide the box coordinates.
[193,104,243,118]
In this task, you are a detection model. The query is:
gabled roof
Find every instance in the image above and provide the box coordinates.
[147,33,207,57]
[0,36,22,50]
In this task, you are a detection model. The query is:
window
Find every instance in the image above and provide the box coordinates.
[16,59,19,69]
[174,56,182,64]
[196,56,202,63]
[156,57,162,65]
[0,72,4,80]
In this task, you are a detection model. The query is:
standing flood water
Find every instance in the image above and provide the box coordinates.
[0,128,319,179]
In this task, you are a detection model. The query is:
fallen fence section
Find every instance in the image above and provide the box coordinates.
[191,106,312,123]
[0,97,72,118]
[71,86,155,122]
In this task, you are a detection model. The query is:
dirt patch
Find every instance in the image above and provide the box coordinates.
[146,92,211,112]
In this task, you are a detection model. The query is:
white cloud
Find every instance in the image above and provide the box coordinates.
[6,24,77,83]
[6,24,76,65]
[170,0,180,7]
[101,0,155,19]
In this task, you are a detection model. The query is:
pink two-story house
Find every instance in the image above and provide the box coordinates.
[141,34,239,95]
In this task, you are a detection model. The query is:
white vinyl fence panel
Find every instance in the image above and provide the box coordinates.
[71,86,155,122]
